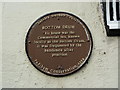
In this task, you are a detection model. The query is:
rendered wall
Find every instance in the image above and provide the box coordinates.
[2,2,118,88]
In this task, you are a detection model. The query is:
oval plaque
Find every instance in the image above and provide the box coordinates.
[25,12,93,76]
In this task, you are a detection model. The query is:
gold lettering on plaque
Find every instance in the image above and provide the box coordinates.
[33,24,87,57]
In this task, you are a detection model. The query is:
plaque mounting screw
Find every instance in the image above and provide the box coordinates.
[87,40,90,42]
[28,41,31,44]
[57,65,64,70]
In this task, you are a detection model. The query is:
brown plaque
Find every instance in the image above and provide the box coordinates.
[25,12,93,76]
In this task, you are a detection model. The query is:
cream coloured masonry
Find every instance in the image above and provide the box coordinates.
[2,2,118,88]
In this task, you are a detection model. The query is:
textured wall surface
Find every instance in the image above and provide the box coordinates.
[0,3,2,89]
[2,2,118,88]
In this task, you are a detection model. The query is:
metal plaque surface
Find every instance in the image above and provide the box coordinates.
[25,12,93,76]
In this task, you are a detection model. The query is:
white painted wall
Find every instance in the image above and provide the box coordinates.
[0,3,2,90]
[2,2,118,88]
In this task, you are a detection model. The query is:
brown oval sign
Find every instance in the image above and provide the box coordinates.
[26,12,93,76]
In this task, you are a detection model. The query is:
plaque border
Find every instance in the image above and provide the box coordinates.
[25,11,93,77]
